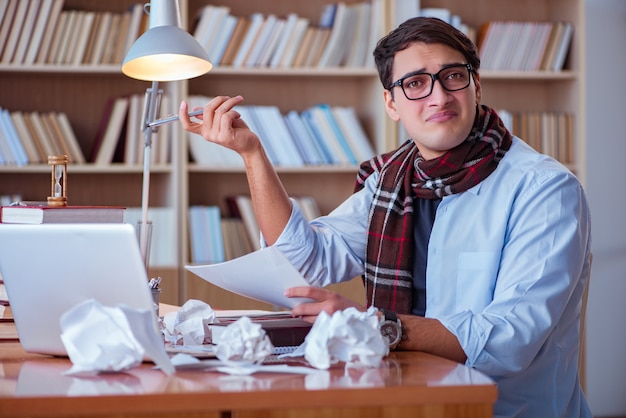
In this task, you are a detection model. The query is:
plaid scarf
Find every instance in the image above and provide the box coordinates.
[354,105,512,314]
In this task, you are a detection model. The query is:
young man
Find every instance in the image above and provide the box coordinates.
[179,17,591,418]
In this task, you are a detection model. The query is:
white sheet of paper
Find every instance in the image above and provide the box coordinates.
[185,246,313,309]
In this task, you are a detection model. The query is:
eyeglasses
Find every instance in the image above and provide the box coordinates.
[389,63,473,101]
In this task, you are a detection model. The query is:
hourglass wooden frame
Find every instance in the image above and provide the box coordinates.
[47,155,68,207]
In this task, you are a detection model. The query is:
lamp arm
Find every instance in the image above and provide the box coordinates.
[139,80,163,269]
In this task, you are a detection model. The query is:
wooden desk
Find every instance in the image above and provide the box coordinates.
[0,321,496,418]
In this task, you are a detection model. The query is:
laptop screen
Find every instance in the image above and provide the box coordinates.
[0,223,155,356]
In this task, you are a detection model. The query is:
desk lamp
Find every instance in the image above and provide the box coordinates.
[122,0,212,268]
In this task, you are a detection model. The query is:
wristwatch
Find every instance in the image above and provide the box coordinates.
[380,309,403,350]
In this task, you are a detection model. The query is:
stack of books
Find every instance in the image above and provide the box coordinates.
[0,107,84,166]
[187,95,375,168]
[478,21,574,71]
[0,0,146,66]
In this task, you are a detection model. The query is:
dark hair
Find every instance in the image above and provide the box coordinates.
[373,17,480,90]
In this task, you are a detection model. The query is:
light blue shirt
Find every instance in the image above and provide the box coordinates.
[273,138,592,418]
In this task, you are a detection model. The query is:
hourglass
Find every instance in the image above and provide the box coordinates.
[47,155,68,206]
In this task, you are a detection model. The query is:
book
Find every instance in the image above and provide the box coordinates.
[0,0,18,61]
[256,17,285,67]
[268,13,298,68]
[45,10,68,63]
[209,14,238,65]
[55,112,85,164]
[244,14,278,67]
[93,97,129,165]
[87,11,112,64]
[551,21,573,71]
[0,108,28,166]
[231,12,264,68]
[55,9,78,64]
[0,0,28,63]
[71,11,96,65]
[344,2,371,67]
[0,205,126,224]
[220,16,250,66]
[9,111,41,164]
[34,0,63,64]
[208,313,312,348]
[316,2,351,67]
[275,16,309,68]
[11,0,41,64]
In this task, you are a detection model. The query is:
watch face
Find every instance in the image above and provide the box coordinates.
[381,320,401,346]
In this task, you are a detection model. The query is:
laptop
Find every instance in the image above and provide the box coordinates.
[0,223,156,356]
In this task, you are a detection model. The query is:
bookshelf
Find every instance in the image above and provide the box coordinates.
[0,0,585,310]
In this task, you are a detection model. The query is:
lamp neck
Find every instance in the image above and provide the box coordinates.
[146,0,181,28]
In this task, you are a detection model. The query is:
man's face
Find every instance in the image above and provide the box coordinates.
[384,42,482,160]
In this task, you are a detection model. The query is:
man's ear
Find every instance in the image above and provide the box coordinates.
[384,90,401,122]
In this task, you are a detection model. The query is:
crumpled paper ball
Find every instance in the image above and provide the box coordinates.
[303,306,387,370]
[214,316,274,365]
[60,299,174,376]
[162,299,217,345]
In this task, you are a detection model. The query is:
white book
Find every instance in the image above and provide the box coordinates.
[24,0,55,64]
[234,105,280,165]
[332,106,375,162]
[235,195,261,251]
[254,105,304,167]
[245,14,278,67]
[12,0,42,64]
[524,22,552,71]
[71,11,96,65]
[277,17,309,68]
[231,13,264,68]
[9,111,41,164]
[256,18,285,68]
[193,5,218,48]
[94,97,129,165]
[27,112,57,158]
[53,10,78,64]
[269,13,298,68]
[55,112,85,164]
[197,5,230,56]
[2,108,29,165]
[208,206,225,263]
[209,14,238,65]
[0,0,18,62]
[301,107,342,165]
[189,205,210,264]
[551,22,573,71]
[0,111,14,165]
[317,104,357,165]
[0,0,29,63]
[34,0,63,64]
[344,2,371,67]
[0,108,22,165]
[124,94,142,164]
[316,3,350,68]
[283,111,321,165]
[89,12,112,65]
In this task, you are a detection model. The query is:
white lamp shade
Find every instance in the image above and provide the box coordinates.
[122,25,213,82]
